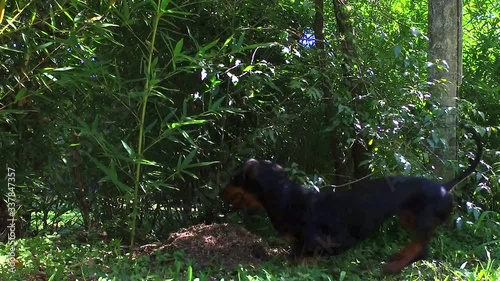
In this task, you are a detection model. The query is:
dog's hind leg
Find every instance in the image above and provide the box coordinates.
[382,237,430,274]
[383,208,439,273]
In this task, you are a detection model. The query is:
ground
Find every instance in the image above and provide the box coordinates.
[0,215,499,280]
[138,223,287,270]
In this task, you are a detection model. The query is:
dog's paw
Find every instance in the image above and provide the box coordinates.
[382,260,406,274]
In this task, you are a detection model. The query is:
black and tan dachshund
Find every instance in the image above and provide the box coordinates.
[219,125,482,273]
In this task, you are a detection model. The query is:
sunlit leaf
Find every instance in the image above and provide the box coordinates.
[121,140,135,157]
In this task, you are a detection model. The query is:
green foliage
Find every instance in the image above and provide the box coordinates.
[1,0,500,278]
[0,211,499,280]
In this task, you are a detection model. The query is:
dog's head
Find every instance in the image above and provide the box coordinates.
[219,158,285,211]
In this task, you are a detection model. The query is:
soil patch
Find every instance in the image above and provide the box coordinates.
[139,223,287,270]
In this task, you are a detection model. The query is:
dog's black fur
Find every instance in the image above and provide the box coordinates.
[219,125,482,273]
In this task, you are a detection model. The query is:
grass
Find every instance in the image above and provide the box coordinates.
[1,211,499,280]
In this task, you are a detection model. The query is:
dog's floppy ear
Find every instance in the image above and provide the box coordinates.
[243,158,260,179]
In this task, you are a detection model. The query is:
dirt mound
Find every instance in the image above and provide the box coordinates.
[139,223,287,270]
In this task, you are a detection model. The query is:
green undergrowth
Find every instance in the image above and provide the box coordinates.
[1,212,499,281]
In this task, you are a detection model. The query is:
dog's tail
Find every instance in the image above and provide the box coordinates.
[443,124,483,191]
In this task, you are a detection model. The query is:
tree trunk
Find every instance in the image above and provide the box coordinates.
[428,0,462,179]
[332,0,371,180]
[313,0,325,51]
[314,0,349,184]
[71,132,91,230]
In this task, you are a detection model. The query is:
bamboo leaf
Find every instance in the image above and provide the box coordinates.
[121,140,135,157]
[174,39,184,57]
